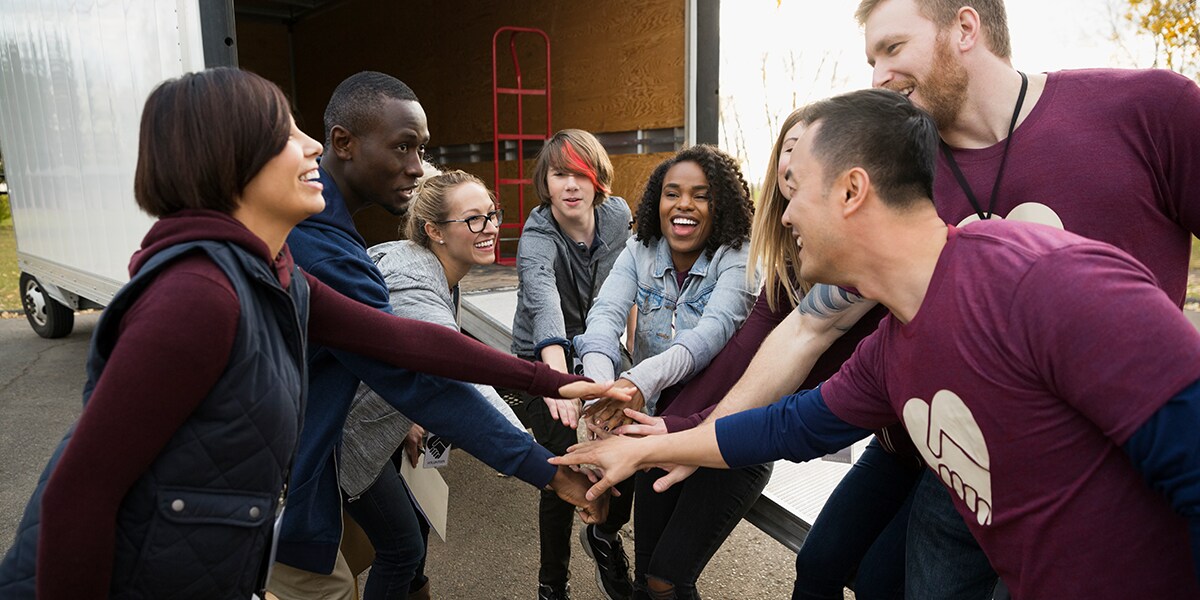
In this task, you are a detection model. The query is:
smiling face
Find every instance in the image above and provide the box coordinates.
[658,160,714,272]
[239,116,326,226]
[340,98,430,215]
[546,168,596,224]
[865,0,968,128]
[780,123,843,285]
[432,181,499,269]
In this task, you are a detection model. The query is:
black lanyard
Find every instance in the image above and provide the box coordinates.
[939,71,1028,221]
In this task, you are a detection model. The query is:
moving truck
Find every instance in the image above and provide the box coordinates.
[1,0,835,558]
[1,0,718,335]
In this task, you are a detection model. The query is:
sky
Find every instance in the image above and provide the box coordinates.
[719,0,1158,182]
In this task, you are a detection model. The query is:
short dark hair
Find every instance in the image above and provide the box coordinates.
[634,145,754,259]
[797,88,938,208]
[134,67,291,217]
[533,129,614,207]
[323,71,420,146]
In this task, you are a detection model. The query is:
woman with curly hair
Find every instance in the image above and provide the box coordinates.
[572,144,757,599]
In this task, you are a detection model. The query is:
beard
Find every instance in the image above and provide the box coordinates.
[917,33,970,129]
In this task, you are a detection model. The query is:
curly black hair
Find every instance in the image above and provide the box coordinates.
[634,144,754,260]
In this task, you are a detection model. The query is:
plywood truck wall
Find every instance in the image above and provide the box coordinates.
[236,0,686,248]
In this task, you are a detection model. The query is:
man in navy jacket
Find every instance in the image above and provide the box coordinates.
[269,71,607,599]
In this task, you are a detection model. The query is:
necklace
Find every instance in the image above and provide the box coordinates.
[939,71,1028,221]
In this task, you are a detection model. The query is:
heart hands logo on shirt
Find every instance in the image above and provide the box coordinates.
[957,201,1064,230]
[903,389,994,526]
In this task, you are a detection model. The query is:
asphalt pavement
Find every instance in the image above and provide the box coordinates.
[0,312,811,599]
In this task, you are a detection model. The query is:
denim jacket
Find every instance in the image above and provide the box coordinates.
[574,236,756,390]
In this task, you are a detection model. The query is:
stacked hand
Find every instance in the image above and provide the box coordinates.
[543,397,582,428]
[582,378,644,435]
[552,437,699,499]
[550,436,643,501]
[611,408,667,437]
[558,380,633,404]
[551,381,702,500]
[548,465,610,523]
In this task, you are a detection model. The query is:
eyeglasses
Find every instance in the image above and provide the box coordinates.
[437,209,504,233]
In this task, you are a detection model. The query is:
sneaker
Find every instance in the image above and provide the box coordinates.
[579,524,633,600]
[538,582,571,600]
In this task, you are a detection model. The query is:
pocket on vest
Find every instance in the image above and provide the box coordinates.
[129,487,275,597]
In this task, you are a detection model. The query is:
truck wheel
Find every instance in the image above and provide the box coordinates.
[20,273,74,338]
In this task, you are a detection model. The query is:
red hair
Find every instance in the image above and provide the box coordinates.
[562,140,610,195]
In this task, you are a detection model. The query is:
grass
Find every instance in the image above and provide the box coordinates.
[1188,236,1200,312]
[0,223,19,310]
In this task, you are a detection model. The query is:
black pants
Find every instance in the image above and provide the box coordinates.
[633,463,772,598]
[529,395,635,585]
[342,454,430,600]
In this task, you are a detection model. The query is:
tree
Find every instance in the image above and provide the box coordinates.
[1124,0,1200,78]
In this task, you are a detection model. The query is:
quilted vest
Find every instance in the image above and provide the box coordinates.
[0,240,309,599]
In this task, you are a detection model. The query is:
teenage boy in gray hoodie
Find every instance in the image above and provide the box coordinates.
[512,129,635,600]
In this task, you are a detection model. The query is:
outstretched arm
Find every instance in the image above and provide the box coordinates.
[706,284,875,422]
[551,423,725,500]
[552,387,870,499]
[306,272,618,401]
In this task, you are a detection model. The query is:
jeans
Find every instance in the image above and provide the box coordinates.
[906,470,999,600]
[791,439,923,600]
[343,458,429,600]
[633,463,772,598]
[529,396,635,585]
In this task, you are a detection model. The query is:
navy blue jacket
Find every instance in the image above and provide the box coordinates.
[277,168,556,573]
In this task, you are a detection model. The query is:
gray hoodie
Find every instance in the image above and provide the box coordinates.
[339,240,524,497]
[511,198,632,360]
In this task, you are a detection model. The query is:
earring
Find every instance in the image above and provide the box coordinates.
[438,240,445,245]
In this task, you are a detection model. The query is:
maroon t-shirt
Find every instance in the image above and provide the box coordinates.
[824,222,1200,598]
[935,68,1200,305]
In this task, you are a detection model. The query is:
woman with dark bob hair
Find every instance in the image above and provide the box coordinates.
[572,144,757,598]
[0,67,615,600]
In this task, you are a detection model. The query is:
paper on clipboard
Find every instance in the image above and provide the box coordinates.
[399,458,450,541]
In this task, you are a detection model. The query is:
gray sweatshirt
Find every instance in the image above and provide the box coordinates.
[511,198,632,360]
[339,240,524,497]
